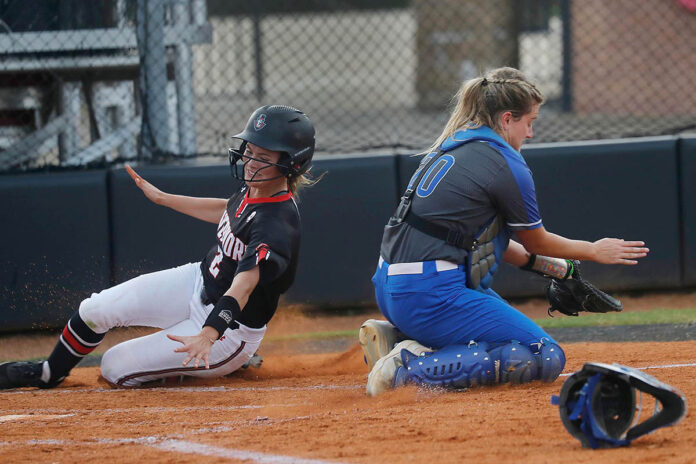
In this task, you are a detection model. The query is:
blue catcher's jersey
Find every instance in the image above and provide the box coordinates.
[380,126,543,289]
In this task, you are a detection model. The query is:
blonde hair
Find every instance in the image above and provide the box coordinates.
[429,67,545,152]
[288,168,324,198]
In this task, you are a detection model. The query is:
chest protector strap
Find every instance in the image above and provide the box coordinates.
[391,143,505,290]
[390,149,478,251]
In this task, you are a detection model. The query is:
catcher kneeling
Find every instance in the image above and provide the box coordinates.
[361,67,648,396]
[361,259,623,395]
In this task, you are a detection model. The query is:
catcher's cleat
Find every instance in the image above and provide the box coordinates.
[242,352,263,369]
[0,361,45,389]
[359,319,405,370]
[366,340,431,397]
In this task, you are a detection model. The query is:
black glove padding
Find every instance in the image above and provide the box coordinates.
[546,261,623,317]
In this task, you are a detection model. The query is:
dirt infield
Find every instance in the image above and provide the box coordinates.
[1,292,695,463]
[1,342,695,463]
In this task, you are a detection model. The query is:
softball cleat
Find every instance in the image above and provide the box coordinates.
[366,339,432,396]
[359,319,405,370]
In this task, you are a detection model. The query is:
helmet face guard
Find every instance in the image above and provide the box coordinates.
[228,141,289,183]
[551,363,688,449]
[229,105,315,183]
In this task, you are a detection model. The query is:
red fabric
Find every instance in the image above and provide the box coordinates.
[61,326,94,355]
[235,190,294,217]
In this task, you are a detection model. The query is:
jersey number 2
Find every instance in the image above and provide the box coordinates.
[209,246,223,277]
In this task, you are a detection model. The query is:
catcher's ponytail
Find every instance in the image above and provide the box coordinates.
[429,67,544,152]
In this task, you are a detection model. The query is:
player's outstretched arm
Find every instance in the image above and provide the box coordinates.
[126,164,227,224]
[167,267,260,369]
[515,227,649,265]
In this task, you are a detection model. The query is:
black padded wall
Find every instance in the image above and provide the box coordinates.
[681,136,696,286]
[285,154,398,305]
[0,171,111,331]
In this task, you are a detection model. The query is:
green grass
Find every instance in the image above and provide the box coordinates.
[267,309,696,341]
[533,308,696,328]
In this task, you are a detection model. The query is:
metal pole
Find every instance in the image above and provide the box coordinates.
[192,0,207,25]
[58,81,81,162]
[253,5,264,101]
[136,0,169,158]
[173,0,197,155]
[561,0,573,112]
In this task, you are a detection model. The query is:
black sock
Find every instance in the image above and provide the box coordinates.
[46,311,105,384]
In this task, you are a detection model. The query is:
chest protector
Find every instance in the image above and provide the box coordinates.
[390,131,513,291]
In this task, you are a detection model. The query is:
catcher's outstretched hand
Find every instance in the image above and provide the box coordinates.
[126,164,165,205]
[592,238,649,265]
[547,261,623,317]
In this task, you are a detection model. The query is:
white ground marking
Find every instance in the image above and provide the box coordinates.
[0,384,363,395]
[152,439,344,463]
[0,435,345,463]
[1,404,298,416]
[0,414,74,423]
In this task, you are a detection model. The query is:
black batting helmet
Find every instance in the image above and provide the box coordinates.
[229,105,315,182]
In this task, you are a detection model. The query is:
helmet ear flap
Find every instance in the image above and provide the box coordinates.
[228,141,247,178]
[277,153,292,178]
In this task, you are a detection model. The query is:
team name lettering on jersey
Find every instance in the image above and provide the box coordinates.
[216,211,248,259]
[209,211,248,277]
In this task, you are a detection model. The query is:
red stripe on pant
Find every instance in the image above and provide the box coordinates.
[116,341,246,386]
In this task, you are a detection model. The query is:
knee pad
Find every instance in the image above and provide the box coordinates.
[396,341,497,389]
[488,341,538,384]
[534,341,565,382]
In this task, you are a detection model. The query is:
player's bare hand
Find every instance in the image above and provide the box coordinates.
[167,333,214,369]
[125,164,165,205]
[592,238,649,265]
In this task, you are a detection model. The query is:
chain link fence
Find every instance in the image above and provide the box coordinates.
[1,0,695,172]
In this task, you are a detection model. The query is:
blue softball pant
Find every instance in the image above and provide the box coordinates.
[372,258,558,350]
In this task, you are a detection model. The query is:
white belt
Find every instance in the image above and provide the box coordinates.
[379,256,459,276]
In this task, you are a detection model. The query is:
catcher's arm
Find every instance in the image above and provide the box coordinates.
[511,243,622,317]
[515,226,649,265]
[505,240,574,280]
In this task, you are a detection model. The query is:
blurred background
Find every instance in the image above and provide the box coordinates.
[1,0,695,172]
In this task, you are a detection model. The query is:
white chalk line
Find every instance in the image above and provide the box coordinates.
[0,414,74,423]
[558,362,696,377]
[0,427,344,463]
[153,439,344,464]
[0,404,300,422]
[0,384,363,396]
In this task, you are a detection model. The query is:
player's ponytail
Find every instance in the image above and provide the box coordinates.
[287,168,324,198]
[428,67,544,153]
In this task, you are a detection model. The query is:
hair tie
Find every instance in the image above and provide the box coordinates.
[481,78,488,87]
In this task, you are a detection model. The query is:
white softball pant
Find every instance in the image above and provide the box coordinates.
[78,262,265,386]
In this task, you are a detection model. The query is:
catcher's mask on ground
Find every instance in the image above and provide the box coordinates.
[229,105,315,183]
[551,362,687,449]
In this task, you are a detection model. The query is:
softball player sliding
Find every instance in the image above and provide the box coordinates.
[360,67,650,396]
[0,105,316,389]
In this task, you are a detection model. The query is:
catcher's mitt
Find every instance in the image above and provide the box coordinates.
[546,261,623,317]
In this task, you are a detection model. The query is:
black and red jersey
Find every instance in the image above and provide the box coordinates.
[200,186,301,328]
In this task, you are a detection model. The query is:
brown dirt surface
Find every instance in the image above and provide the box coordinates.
[1,290,695,463]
